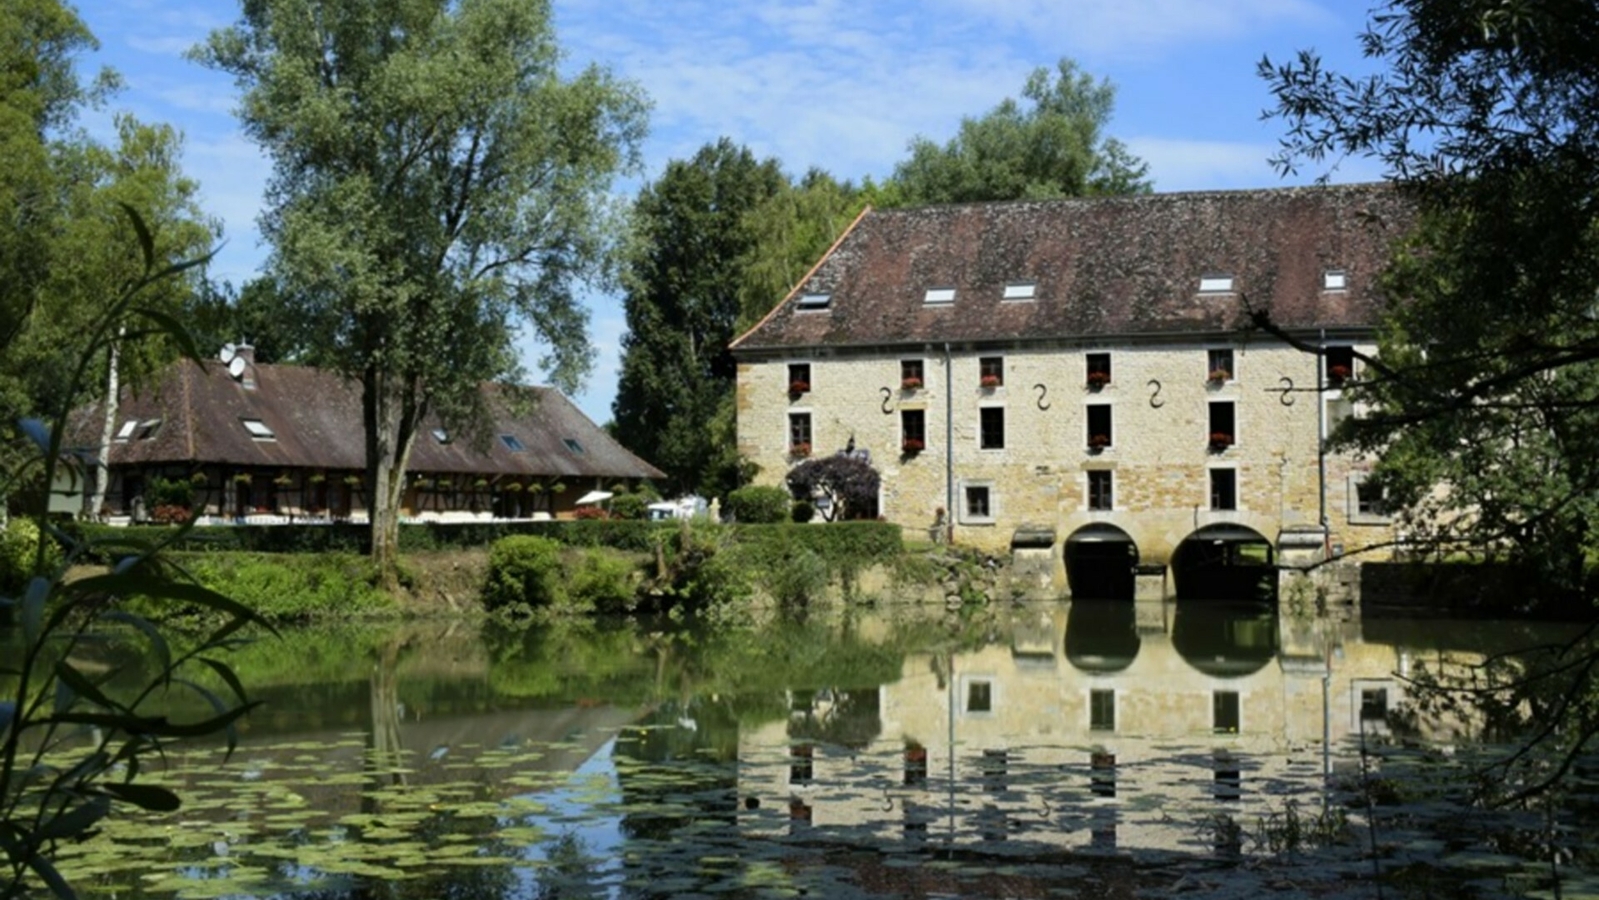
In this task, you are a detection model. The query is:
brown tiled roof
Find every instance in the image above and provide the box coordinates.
[731,183,1413,353]
[75,360,665,480]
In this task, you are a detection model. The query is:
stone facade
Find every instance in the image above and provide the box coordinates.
[738,341,1395,568]
[731,186,1411,594]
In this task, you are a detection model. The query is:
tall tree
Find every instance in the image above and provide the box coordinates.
[889,57,1150,205]
[1262,0,1599,587]
[197,0,648,581]
[611,139,786,496]
[2,3,215,520]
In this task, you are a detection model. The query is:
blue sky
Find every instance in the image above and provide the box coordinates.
[68,0,1383,425]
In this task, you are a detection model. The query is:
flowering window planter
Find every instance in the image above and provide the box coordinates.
[1086,371,1110,390]
[901,377,923,391]
[1328,364,1351,385]
[901,439,925,455]
[790,442,812,458]
[1209,432,1234,452]
[1207,369,1231,385]
[1087,434,1110,453]
[788,380,811,396]
[979,375,1002,389]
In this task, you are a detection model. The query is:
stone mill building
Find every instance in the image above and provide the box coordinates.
[730,184,1413,600]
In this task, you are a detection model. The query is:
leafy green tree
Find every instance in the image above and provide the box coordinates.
[1,2,215,522]
[611,139,786,496]
[196,0,648,582]
[1261,0,1599,586]
[889,57,1150,205]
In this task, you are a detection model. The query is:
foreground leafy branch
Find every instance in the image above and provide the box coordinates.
[1,207,269,899]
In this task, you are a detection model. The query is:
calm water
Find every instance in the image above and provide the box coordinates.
[5,601,1597,899]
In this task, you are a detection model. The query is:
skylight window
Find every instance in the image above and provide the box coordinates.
[115,420,138,442]
[241,418,275,440]
[1199,275,1235,293]
[499,434,526,452]
[562,438,585,455]
[432,428,450,444]
[1002,282,1036,301]
[137,419,162,440]
[924,287,956,305]
[1323,269,1348,291]
[796,293,831,310]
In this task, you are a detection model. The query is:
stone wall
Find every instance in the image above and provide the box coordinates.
[737,339,1397,574]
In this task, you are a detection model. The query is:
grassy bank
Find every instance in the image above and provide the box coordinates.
[85,520,916,624]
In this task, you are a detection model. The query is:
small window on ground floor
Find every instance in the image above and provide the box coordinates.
[1088,470,1113,511]
[962,483,993,523]
[1210,468,1237,511]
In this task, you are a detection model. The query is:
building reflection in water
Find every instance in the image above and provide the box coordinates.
[736,599,1446,854]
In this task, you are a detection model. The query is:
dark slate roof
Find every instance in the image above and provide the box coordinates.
[75,359,665,480]
[732,183,1413,353]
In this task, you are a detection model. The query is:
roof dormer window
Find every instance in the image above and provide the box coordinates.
[1323,269,1348,291]
[1002,282,1036,301]
[115,420,138,442]
[1199,274,1235,294]
[796,293,831,310]
[563,438,585,455]
[924,287,956,305]
[432,428,450,444]
[500,434,526,452]
[241,418,275,441]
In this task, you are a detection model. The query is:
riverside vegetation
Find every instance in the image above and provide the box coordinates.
[35,517,929,625]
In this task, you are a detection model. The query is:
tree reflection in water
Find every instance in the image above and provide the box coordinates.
[13,604,1596,900]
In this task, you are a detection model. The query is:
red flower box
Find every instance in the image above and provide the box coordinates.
[979,374,1002,388]
[901,438,925,454]
[788,380,811,395]
[789,442,812,457]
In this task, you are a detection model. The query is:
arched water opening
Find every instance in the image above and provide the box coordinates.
[1065,524,1139,601]
[1065,600,1142,674]
[1172,524,1277,603]
[1171,600,1277,678]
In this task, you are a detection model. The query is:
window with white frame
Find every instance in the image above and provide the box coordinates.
[1348,473,1391,524]
[1207,348,1235,382]
[241,418,276,441]
[961,482,994,523]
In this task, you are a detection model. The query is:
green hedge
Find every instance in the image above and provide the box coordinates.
[63,518,903,567]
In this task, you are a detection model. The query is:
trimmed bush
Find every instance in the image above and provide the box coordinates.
[611,493,649,520]
[791,500,815,523]
[483,535,566,612]
[726,485,791,524]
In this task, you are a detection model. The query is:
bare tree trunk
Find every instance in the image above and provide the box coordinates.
[364,367,423,591]
[86,331,122,520]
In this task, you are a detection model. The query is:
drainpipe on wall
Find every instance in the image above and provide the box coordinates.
[944,343,954,545]
[1317,329,1329,558]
